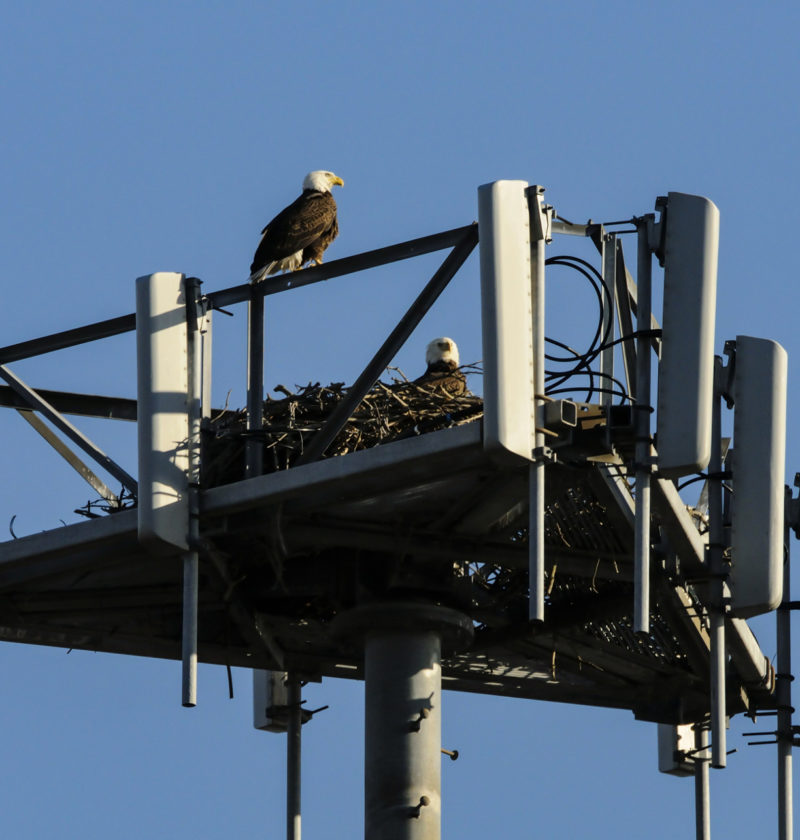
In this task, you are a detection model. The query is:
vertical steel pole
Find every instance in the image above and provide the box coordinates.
[709,357,727,768]
[182,277,203,708]
[777,488,793,840]
[694,724,711,840]
[287,677,302,840]
[365,630,442,840]
[246,287,265,477]
[633,222,653,635]
[600,232,616,406]
[529,189,546,623]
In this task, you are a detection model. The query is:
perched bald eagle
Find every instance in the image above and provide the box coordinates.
[250,170,344,283]
[414,337,468,396]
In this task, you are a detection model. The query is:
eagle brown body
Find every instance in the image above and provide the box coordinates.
[250,171,343,283]
[414,337,468,396]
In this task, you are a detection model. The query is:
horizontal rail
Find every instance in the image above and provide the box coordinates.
[207,224,477,310]
[0,225,476,364]
[0,386,138,420]
[0,313,136,365]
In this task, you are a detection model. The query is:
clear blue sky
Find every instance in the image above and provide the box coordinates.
[2,1,799,837]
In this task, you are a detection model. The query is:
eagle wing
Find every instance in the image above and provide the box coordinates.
[251,192,338,273]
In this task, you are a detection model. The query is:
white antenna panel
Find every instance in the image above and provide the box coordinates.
[730,335,787,617]
[657,723,696,776]
[656,192,719,478]
[253,670,289,733]
[478,180,535,464]
[136,272,190,552]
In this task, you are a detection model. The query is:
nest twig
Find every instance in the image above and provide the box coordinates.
[202,367,483,488]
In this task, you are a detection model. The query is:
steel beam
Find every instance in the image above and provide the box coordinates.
[633,222,653,635]
[0,314,135,365]
[529,185,548,623]
[211,224,477,311]
[708,357,727,768]
[295,226,478,465]
[777,488,794,840]
[0,363,138,496]
[15,409,120,506]
[286,677,302,840]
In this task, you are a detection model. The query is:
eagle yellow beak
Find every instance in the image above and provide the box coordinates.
[331,175,344,187]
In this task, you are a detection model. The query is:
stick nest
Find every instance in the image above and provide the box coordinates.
[202,366,483,488]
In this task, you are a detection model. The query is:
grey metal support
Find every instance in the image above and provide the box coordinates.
[296,227,478,466]
[15,409,120,506]
[365,629,443,839]
[181,277,204,708]
[709,356,726,768]
[287,677,302,840]
[0,363,138,496]
[633,220,653,635]
[613,241,637,397]
[599,232,616,405]
[529,188,547,624]
[694,724,711,840]
[246,288,265,478]
[777,487,794,840]
[333,603,472,840]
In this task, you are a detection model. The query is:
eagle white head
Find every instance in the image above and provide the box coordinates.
[425,337,460,367]
[303,170,345,193]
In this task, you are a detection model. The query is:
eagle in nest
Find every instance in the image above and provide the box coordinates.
[250,170,344,283]
[414,337,468,396]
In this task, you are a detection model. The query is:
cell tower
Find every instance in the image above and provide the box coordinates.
[0,181,796,840]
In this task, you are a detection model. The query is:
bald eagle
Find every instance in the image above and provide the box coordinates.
[414,337,468,396]
[250,170,344,283]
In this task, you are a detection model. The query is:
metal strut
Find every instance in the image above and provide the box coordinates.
[633,218,653,635]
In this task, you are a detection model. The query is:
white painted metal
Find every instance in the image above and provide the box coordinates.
[253,670,290,732]
[730,335,788,617]
[657,723,695,776]
[136,272,190,551]
[634,224,653,635]
[478,180,535,465]
[528,185,549,623]
[656,192,719,478]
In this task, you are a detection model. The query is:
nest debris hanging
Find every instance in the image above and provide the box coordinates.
[202,366,483,488]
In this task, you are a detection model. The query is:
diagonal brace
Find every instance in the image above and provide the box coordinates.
[16,409,121,507]
[0,363,138,497]
[295,225,479,466]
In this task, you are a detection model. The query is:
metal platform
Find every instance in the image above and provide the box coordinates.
[0,416,775,724]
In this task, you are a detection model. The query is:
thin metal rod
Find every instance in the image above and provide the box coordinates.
[211,224,477,311]
[16,409,120,505]
[633,221,652,635]
[709,357,726,767]
[529,200,546,624]
[599,233,616,406]
[181,552,198,707]
[694,724,710,840]
[245,289,265,478]
[296,227,479,466]
[777,488,793,840]
[182,276,203,708]
[0,363,138,495]
[287,677,302,840]
[0,313,136,365]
